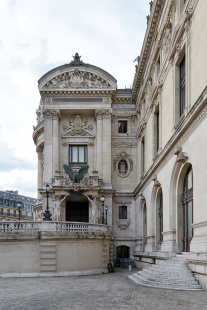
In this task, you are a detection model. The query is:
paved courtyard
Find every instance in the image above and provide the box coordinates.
[0,270,207,310]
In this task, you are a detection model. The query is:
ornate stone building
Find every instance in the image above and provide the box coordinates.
[32,0,207,287]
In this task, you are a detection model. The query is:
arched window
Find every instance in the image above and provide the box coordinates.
[118,160,128,175]
[158,192,163,242]
[182,165,193,252]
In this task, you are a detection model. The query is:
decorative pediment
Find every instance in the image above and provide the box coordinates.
[42,68,112,89]
[62,115,94,137]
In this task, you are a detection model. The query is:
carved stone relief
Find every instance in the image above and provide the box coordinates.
[62,115,94,137]
[42,69,112,89]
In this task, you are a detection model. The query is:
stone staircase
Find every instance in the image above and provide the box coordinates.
[39,242,57,273]
[128,254,202,290]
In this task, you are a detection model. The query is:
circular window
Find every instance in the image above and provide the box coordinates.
[118,160,128,176]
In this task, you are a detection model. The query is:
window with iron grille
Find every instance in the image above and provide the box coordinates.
[118,121,127,133]
[69,145,88,164]
[119,206,127,219]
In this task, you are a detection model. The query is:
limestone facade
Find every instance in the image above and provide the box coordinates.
[32,0,207,288]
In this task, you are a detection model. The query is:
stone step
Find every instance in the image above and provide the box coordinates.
[129,259,202,291]
[135,277,200,288]
[140,270,195,279]
[129,275,202,291]
[40,247,56,253]
[40,242,56,246]
[40,253,56,259]
[40,259,56,265]
[148,266,191,274]
[137,273,198,284]
[40,265,56,272]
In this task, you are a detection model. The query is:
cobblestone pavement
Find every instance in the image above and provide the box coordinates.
[0,270,207,310]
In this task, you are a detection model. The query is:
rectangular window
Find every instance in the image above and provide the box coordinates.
[141,138,145,174]
[157,56,160,77]
[7,209,10,215]
[118,121,127,133]
[179,56,185,116]
[156,110,159,152]
[0,208,3,214]
[69,145,87,164]
[119,206,127,219]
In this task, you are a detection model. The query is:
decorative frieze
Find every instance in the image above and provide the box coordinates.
[112,104,136,109]
[67,138,89,143]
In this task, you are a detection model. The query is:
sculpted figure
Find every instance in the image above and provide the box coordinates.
[52,195,69,221]
[86,196,99,223]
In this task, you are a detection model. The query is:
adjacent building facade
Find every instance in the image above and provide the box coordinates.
[33,0,207,286]
[0,190,35,221]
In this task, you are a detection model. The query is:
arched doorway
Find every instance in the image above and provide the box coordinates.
[182,165,193,252]
[116,246,129,258]
[143,201,147,251]
[156,189,163,251]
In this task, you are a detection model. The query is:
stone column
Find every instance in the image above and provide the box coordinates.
[36,146,43,199]
[95,109,103,179]
[42,109,53,185]
[52,109,60,175]
[102,109,112,185]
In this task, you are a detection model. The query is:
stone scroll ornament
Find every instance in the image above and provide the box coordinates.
[63,164,89,183]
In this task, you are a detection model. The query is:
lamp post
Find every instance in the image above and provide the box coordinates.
[100,196,105,224]
[105,205,108,225]
[43,184,52,221]
[17,202,22,221]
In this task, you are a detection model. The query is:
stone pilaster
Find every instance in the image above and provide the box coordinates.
[42,109,53,185]
[36,146,43,199]
[102,109,112,185]
[52,109,60,175]
[95,109,103,179]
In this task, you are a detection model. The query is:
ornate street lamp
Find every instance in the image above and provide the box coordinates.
[105,205,108,225]
[43,184,52,221]
[100,196,105,224]
[17,202,22,221]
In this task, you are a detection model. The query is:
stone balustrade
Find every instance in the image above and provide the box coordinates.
[0,221,110,234]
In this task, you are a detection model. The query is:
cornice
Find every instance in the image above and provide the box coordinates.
[132,0,165,101]
[40,89,116,98]
[134,84,207,197]
[132,0,195,103]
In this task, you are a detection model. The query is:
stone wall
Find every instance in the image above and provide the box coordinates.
[0,222,111,277]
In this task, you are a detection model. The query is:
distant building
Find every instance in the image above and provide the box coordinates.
[0,190,36,221]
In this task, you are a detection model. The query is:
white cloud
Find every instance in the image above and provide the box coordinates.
[17,12,28,27]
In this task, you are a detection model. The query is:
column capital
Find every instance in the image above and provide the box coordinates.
[95,109,103,120]
[42,108,60,119]
[95,108,112,119]
[52,109,60,120]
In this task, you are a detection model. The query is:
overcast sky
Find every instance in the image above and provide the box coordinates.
[0,0,150,198]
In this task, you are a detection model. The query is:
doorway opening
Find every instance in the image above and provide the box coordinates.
[66,201,89,222]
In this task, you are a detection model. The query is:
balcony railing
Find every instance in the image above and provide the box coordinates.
[0,221,110,234]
